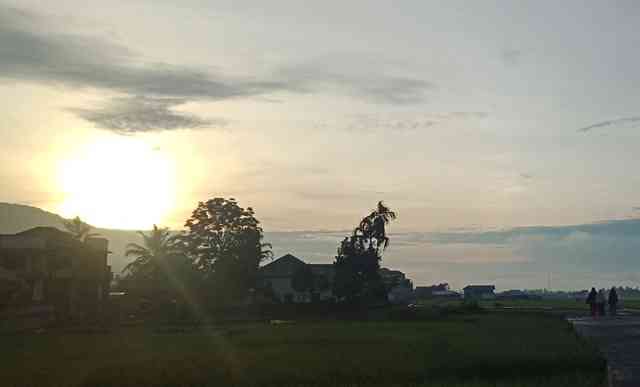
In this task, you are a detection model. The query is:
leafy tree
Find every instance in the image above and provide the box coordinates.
[181,198,272,306]
[333,201,397,304]
[63,216,99,242]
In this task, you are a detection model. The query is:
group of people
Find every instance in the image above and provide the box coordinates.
[586,287,618,317]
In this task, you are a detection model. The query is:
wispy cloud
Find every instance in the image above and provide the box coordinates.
[312,111,487,134]
[276,60,435,105]
[68,96,226,134]
[0,6,436,133]
[0,7,285,100]
[501,48,523,66]
[578,116,640,132]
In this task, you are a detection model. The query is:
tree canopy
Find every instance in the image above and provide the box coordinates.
[63,216,99,242]
[333,201,397,304]
[181,198,272,305]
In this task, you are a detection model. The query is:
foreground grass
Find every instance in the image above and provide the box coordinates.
[419,297,640,312]
[1,313,604,387]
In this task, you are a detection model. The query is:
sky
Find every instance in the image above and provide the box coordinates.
[2,1,640,289]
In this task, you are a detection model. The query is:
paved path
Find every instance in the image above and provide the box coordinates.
[569,313,640,387]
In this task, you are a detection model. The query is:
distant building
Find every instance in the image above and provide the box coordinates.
[257,254,414,304]
[463,285,495,300]
[415,283,449,298]
[257,254,334,303]
[414,283,460,299]
[380,268,414,304]
[0,227,111,319]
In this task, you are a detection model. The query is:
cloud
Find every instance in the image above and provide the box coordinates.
[343,114,436,133]
[69,96,226,134]
[423,218,640,245]
[313,111,487,134]
[276,60,435,105]
[441,112,488,119]
[0,6,436,133]
[501,49,523,66]
[578,116,640,132]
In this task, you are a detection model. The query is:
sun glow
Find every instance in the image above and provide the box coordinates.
[57,136,176,230]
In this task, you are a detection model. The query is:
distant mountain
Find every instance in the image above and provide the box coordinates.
[0,202,140,274]
[0,202,66,232]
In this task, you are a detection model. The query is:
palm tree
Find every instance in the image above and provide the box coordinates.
[123,225,182,282]
[63,216,100,242]
[355,201,397,253]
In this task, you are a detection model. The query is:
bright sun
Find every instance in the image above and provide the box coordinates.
[57,136,176,230]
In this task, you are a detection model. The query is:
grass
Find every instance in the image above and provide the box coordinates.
[418,296,640,312]
[1,313,604,387]
[485,297,640,311]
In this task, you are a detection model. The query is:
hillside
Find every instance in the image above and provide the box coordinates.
[0,203,139,274]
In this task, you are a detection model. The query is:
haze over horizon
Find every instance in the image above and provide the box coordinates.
[2,1,640,290]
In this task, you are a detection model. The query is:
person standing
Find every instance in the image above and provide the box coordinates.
[608,287,619,316]
[586,287,597,317]
[597,289,606,317]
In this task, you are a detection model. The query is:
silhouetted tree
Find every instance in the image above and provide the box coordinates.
[123,225,182,282]
[63,216,99,242]
[355,201,397,253]
[121,225,196,307]
[333,201,397,304]
[181,198,272,306]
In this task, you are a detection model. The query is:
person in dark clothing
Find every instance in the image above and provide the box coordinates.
[586,287,597,317]
[608,287,619,316]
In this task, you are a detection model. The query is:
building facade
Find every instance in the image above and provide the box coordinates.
[0,227,111,319]
[463,285,496,300]
[257,254,334,303]
[257,254,413,304]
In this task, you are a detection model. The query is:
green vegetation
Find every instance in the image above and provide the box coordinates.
[481,298,589,311]
[117,197,273,311]
[333,202,397,303]
[2,313,604,387]
[418,296,640,312]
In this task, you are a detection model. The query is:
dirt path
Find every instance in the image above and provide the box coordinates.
[569,314,640,387]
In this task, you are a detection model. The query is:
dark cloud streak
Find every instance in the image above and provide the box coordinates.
[0,6,435,133]
[69,96,226,134]
[0,8,286,100]
[578,116,640,132]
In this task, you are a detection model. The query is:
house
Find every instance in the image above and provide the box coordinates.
[257,254,415,304]
[414,283,460,299]
[0,227,112,319]
[257,254,334,303]
[463,285,496,300]
[415,283,449,299]
[379,268,414,304]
